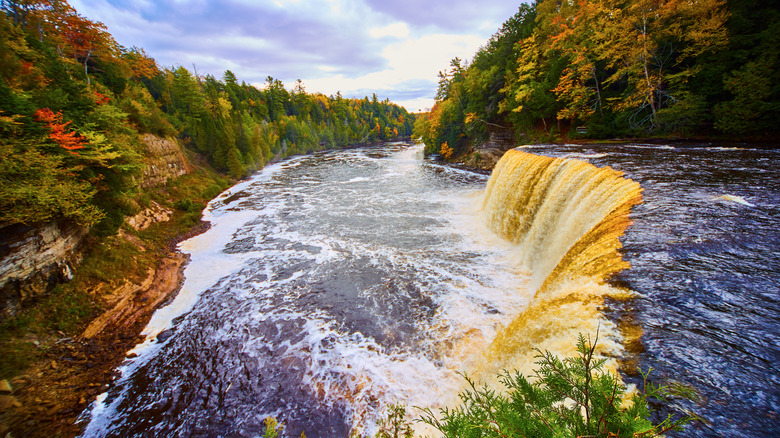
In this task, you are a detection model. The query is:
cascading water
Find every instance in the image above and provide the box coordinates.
[79,142,779,438]
[80,143,538,437]
[482,149,642,293]
[506,143,779,438]
[476,149,642,380]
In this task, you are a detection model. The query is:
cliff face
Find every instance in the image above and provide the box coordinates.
[139,134,190,188]
[467,128,518,170]
[0,135,191,321]
[0,222,86,320]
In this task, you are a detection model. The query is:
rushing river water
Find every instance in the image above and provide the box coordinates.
[81,142,779,437]
[523,143,780,438]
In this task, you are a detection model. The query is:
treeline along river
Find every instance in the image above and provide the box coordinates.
[80,142,778,437]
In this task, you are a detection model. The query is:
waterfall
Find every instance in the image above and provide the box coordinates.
[478,149,643,377]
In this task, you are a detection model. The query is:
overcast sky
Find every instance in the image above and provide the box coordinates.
[70,0,524,112]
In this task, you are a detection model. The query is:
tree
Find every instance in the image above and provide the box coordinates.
[712,1,779,135]
[34,107,85,151]
[422,334,693,438]
[0,134,103,226]
[124,47,158,80]
[23,1,120,85]
[439,141,453,159]
[596,0,729,130]
[0,10,48,92]
[543,0,607,122]
[436,57,466,101]
[500,34,563,133]
[61,13,110,84]
[264,76,288,121]
[714,60,773,134]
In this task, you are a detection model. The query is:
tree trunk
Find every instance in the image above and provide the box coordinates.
[84,49,93,85]
[640,16,657,126]
[590,63,603,116]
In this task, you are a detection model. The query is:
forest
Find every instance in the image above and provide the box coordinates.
[414,0,779,158]
[0,0,414,236]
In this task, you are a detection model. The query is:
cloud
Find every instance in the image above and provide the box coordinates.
[303,31,484,110]
[369,22,410,39]
[70,0,521,111]
[363,0,520,31]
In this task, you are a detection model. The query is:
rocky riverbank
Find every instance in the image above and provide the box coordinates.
[0,133,230,437]
[0,245,193,437]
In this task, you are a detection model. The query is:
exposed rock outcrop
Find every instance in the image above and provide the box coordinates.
[126,201,173,231]
[82,252,186,339]
[139,134,190,187]
[467,128,517,170]
[0,222,86,321]
[482,127,518,150]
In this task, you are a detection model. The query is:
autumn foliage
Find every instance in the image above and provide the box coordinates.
[1,0,413,231]
[414,0,779,157]
[34,108,86,151]
[439,141,453,159]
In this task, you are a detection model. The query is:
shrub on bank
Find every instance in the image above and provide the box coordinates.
[263,334,693,438]
[421,334,692,437]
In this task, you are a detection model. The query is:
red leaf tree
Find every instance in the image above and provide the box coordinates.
[34,108,86,151]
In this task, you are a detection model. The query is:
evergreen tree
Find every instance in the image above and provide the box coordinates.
[422,334,693,438]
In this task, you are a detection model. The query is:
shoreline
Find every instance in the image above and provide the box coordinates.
[0,139,413,437]
[1,221,211,438]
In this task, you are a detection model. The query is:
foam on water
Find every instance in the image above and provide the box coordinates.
[138,161,297,342]
[81,144,537,437]
[82,141,780,437]
[716,194,754,206]
[561,152,610,160]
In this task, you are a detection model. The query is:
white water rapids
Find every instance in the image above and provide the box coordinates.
[82,143,571,437]
[81,141,780,438]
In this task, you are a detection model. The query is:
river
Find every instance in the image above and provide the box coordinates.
[525,143,779,438]
[80,142,779,437]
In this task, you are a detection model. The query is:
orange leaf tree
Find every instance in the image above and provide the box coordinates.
[33,107,86,151]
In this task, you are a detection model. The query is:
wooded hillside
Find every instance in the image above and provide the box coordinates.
[414,0,779,157]
[0,0,414,235]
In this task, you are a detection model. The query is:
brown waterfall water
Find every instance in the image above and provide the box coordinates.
[79,142,779,438]
[476,149,643,380]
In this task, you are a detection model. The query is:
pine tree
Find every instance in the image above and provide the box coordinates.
[422,334,693,438]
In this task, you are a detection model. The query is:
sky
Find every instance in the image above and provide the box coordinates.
[69,0,524,112]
